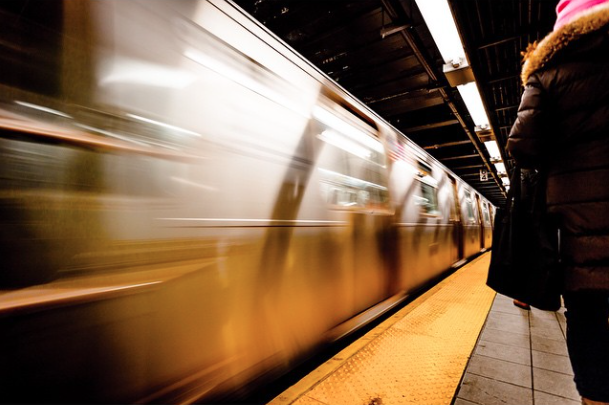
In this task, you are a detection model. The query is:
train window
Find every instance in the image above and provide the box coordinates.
[482,203,491,224]
[465,193,475,220]
[412,160,439,215]
[417,161,433,176]
[416,181,439,215]
[315,106,389,211]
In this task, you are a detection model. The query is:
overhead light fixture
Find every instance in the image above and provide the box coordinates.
[414,0,491,130]
[484,140,501,161]
[493,162,506,175]
[415,0,510,194]
[456,82,489,127]
[413,0,465,64]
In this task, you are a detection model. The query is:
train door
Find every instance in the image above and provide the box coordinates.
[475,194,485,250]
[448,175,463,262]
[313,101,393,316]
[480,201,493,249]
[462,188,480,258]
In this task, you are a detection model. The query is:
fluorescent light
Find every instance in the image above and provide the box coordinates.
[415,0,493,131]
[484,140,501,161]
[494,162,506,174]
[457,82,489,127]
[414,0,465,64]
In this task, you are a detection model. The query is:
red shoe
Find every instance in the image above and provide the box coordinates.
[513,300,531,310]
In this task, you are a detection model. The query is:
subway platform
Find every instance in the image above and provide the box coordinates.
[267,252,580,405]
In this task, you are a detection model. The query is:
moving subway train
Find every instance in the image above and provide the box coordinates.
[0,0,494,403]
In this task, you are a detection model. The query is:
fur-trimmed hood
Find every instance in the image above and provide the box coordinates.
[521,2,609,84]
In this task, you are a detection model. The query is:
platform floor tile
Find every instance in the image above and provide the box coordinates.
[454,293,580,405]
[270,253,496,405]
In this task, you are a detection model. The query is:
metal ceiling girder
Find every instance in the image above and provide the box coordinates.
[374,90,445,115]
[451,164,484,170]
[366,81,440,105]
[404,119,460,133]
[380,0,506,202]
[423,138,471,149]
[439,154,480,161]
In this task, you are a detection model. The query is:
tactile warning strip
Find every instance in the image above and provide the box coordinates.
[270,252,495,405]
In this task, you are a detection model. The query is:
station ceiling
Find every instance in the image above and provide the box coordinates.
[233,0,557,207]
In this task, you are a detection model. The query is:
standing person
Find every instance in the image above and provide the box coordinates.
[507,1,609,404]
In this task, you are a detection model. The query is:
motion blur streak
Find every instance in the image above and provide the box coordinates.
[0,0,494,403]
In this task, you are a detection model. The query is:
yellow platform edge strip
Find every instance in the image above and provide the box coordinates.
[269,252,495,405]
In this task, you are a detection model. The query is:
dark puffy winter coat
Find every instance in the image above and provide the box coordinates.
[507,6,609,291]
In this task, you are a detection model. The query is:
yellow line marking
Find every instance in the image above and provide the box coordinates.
[270,252,495,405]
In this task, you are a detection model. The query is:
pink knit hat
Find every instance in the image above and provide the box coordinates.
[554,0,609,30]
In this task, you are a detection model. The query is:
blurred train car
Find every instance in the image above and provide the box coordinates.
[0,0,494,403]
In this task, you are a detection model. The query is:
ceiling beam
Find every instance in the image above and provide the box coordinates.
[451,164,484,170]
[477,34,523,50]
[366,85,439,105]
[494,105,519,112]
[374,92,444,115]
[424,139,471,150]
[404,119,459,133]
[439,154,479,161]
[487,74,519,85]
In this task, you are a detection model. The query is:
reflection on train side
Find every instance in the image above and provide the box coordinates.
[0,0,495,403]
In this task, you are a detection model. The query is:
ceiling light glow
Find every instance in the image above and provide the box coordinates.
[457,82,489,127]
[484,140,501,160]
[414,0,465,64]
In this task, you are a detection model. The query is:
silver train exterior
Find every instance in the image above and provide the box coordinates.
[0,0,495,403]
